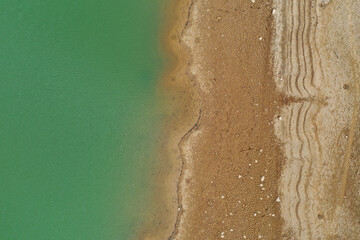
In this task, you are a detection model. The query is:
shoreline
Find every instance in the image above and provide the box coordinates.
[135,0,200,239]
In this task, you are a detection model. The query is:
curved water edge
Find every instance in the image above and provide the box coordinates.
[134,0,201,238]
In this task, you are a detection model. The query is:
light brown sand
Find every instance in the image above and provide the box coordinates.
[273,0,360,239]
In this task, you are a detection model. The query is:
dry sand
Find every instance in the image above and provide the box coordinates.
[273,0,360,239]
[141,0,360,239]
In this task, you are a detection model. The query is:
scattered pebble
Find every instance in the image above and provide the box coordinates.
[261,176,265,181]
[276,197,281,202]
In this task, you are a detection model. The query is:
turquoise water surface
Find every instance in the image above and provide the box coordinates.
[0,1,165,239]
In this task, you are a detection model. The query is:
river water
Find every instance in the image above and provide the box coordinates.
[0,0,166,239]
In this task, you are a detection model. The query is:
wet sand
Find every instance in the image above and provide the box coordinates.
[167,0,284,239]
[141,0,360,239]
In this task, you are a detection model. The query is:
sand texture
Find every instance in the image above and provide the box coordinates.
[160,0,360,239]
[168,0,283,239]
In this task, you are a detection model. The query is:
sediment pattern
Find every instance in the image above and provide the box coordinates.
[273,0,360,239]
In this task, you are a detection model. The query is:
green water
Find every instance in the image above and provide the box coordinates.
[0,1,165,239]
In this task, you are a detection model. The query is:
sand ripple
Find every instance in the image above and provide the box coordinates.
[273,0,360,238]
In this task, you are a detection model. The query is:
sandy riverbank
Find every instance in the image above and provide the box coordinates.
[140,0,360,239]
